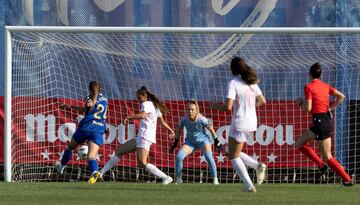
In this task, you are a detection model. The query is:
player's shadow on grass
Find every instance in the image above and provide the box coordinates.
[59,185,241,193]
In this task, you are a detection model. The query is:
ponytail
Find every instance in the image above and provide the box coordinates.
[230,57,258,85]
[137,86,168,113]
[88,81,100,96]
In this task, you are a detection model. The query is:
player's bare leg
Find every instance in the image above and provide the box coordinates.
[296,129,327,174]
[228,138,256,192]
[318,138,353,186]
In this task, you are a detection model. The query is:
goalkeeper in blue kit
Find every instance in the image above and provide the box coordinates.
[169,101,222,184]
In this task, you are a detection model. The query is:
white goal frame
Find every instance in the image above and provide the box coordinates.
[4,26,360,182]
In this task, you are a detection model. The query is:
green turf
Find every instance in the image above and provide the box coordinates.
[0,182,358,205]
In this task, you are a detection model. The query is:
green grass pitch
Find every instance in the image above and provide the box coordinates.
[0,182,358,205]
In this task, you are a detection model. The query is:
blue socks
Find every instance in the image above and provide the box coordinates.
[176,149,217,178]
[88,159,98,174]
[175,149,188,178]
[61,148,99,175]
[204,151,217,177]
[61,149,72,166]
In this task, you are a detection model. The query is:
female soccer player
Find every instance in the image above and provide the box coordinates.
[96,86,175,184]
[295,62,353,186]
[209,57,266,192]
[169,100,222,185]
[55,81,108,184]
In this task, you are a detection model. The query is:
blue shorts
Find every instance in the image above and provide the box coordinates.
[184,137,211,150]
[72,130,104,146]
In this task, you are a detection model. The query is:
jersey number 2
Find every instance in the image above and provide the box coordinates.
[94,104,107,119]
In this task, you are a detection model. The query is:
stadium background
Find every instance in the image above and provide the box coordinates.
[0,0,360,182]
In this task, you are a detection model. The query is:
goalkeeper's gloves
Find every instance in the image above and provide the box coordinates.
[169,138,179,153]
[214,138,223,153]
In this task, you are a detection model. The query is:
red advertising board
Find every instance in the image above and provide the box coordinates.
[1,97,332,168]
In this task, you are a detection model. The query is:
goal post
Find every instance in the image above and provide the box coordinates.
[4,26,360,183]
[4,27,13,182]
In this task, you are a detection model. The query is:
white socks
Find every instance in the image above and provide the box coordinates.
[145,163,167,180]
[231,158,254,190]
[240,152,259,169]
[102,156,168,181]
[101,155,120,174]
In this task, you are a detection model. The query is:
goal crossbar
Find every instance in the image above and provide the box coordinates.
[5,26,360,34]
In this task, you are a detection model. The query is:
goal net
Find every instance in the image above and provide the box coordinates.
[5,27,360,184]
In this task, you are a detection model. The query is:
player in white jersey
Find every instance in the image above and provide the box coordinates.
[90,86,175,184]
[209,57,267,192]
[169,101,222,185]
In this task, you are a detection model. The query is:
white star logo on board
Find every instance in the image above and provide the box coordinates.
[267,153,277,163]
[76,153,81,161]
[96,153,103,161]
[199,155,207,163]
[251,153,260,162]
[41,149,51,160]
[109,151,116,158]
[216,153,226,163]
[57,150,64,160]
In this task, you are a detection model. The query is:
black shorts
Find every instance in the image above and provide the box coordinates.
[310,113,332,141]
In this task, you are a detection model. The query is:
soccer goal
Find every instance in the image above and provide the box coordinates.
[4,26,360,183]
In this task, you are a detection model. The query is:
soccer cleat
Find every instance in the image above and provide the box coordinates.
[88,171,102,185]
[162,176,173,185]
[213,177,219,185]
[243,187,257,193]
[54,160,66,175]
[175,177,183,185]
[341,180,354,187]
[318,164,328,175]
[256,163,267,185]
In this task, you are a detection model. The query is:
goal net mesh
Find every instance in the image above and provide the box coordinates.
[8,30,360,183]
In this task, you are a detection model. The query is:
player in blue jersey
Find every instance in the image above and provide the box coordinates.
[169,100,222,185]
[97,86,175,184]
[55,81,108,184]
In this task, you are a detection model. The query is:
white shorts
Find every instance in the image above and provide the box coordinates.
[136,137,153,151]
[229,129,254,143]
